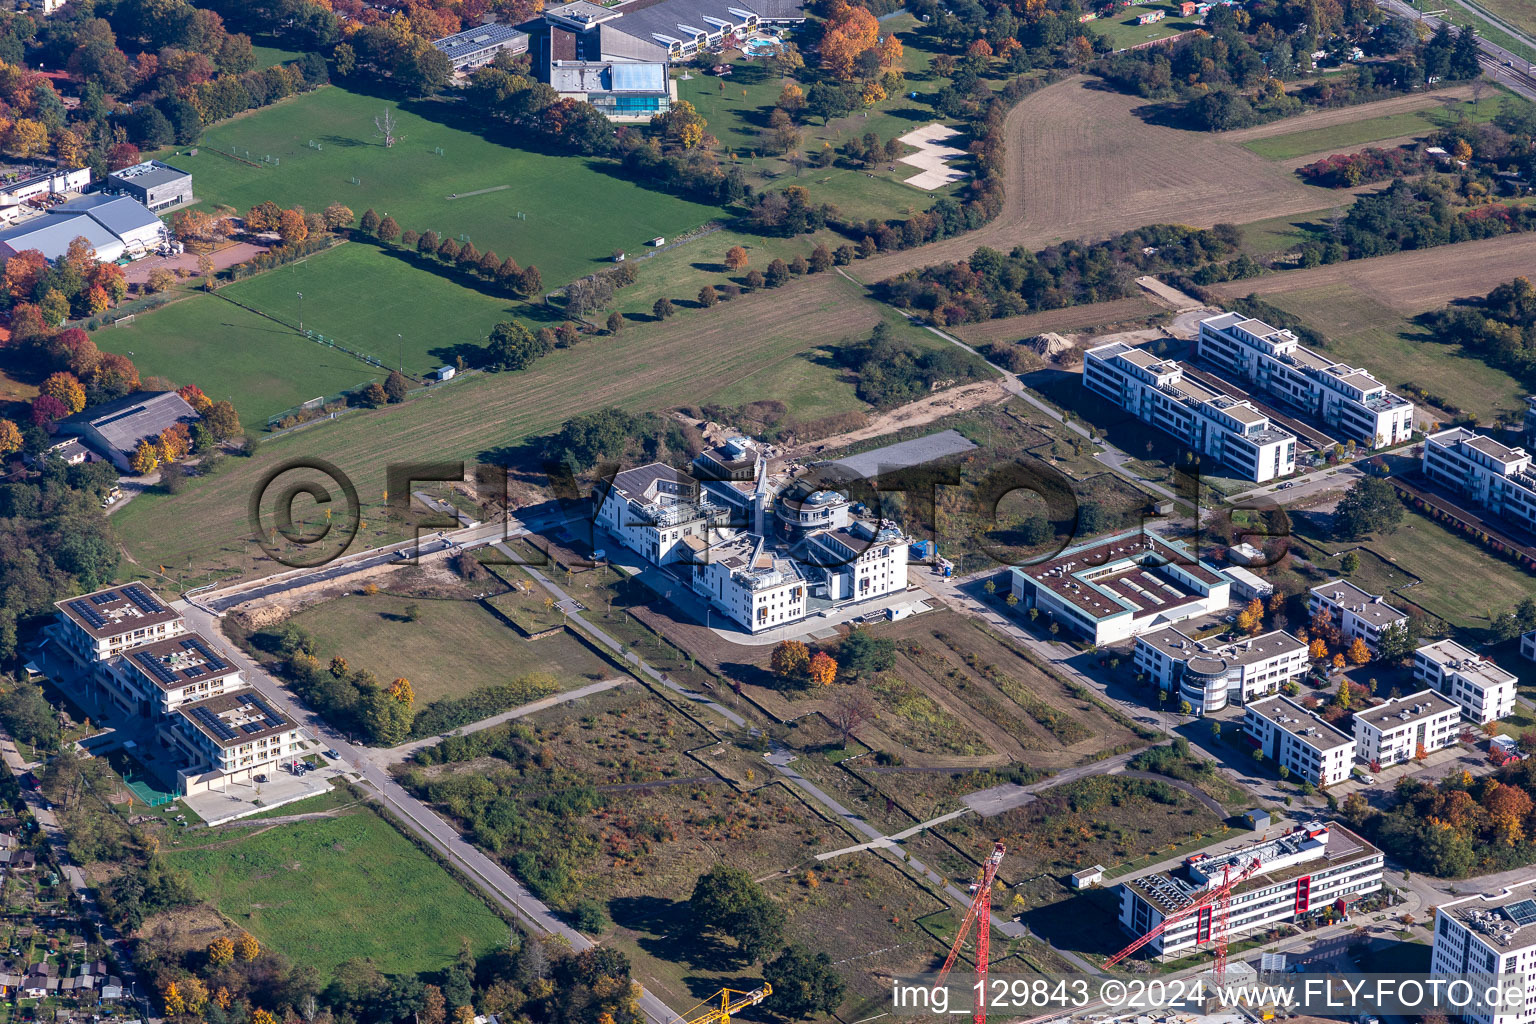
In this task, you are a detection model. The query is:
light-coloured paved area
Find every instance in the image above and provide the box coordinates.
[181,760,350,825]
[898,123,971,190]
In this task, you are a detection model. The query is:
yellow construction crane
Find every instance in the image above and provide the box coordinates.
[679,984,772,1024]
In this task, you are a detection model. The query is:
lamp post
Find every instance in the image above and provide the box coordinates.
[397,333,403,371]
[297,291,303,332]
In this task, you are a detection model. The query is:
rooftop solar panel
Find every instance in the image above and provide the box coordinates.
[241,722,264,734]
[90,593,116,605]
[72,601,107,629]
[122,584,163,615]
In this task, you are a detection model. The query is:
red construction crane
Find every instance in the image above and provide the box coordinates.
[1101,854,1262,978]
[936,842,1007,1024]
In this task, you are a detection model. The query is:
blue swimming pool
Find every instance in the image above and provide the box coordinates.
[744,38,780,55]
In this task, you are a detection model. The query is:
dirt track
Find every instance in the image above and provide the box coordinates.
[953,295,1162,344]
[777,379,1009,461]
[1205,232,1536,314]
[854,76,1338,280]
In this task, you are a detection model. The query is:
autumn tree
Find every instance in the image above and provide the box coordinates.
[820,0,880,80]
[377,215,401,244]
[43,372,86,413]
[725,246,749,271]
[247,201,283,232]
[1308,638,1329,661]
[235,932,259,961]
[7,118,47,158]
[809,651,838,687]
[388,678,415,705]
[322,202,355,231]
[207,935,235,966]
[1235,597,1264,635]
[158,424,191,462]
[278,208,309,245]
[0,419,19,456]
[771,639,810,678]
[830,688,874,747]
[204,400,241,439]
[1346,637,1371,666]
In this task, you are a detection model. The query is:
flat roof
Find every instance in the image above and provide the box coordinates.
[1138,625,1304,670]
[123,633,239,691]
[1310,579,1406,626]
[177,688,296,749]
[59,390,199,460]
[1018,530,1227,623]
[1416,639,1517,688]
[1444,879,1536,940]
[1246,694,1355,751]
[56,584,180,639]
[107,160,190,190]
[1353,689,1460,733]
[432,22,530,53]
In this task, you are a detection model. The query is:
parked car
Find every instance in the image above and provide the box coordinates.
[325,748,340,759]
[1358,774,1375,785]
[254,774,267,783]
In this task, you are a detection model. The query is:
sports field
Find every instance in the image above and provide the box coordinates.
[163,801,507,976]
[287,593,610,701]
[169,85,720,287]
[96,289,385,424]
[219,242,528,376]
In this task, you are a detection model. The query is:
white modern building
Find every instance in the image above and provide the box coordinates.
[1198,312,1414,449]
[106,632,242,719]
[106,160,193,211]
[1224,565,1274,601]
[1244,695,1357,787]
[0,192,166,263]
[597,441,909,634]
[595,463,730,565]
[1308,580,1409,652]
[1414,639,1518,725]
[1083,341,1297,483]
[1432,881,1536,1024]
[432,22,530,69]
[1353,689,1462,767]
[164,688,306,794]
[52,584,186,674]
[1422,427,1536,535]
[1118,821,1383,957]
[1135,626,1308,715]
[1008,529,1233,646]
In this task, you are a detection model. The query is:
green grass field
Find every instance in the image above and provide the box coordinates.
[1294,508,1535,636]
[287,593,611,701]
[1244,94,1520,161]
[219,242,529,378]
[164,803,507,976]
[1238,207,1344,257]
[1251,281,1526,423]
[168,85,720,287]
[251,43,305,68]
[1470,0,1536,43]
[1088,2,1204,50]
[95,289,387,423]
[108,269,906,589]
[1404,0,1536,63]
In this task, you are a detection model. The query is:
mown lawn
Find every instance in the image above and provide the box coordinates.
[95,288,386,424]
[166,84,720,287]
[218,241,529,378]
[1244,93,1522,161]
[163,804,507,976]
[1088,2,1205,50]
[287,593,611,701]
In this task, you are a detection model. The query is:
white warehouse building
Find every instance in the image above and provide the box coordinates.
[1082,341,1297,483]
[1198,312,1414,449]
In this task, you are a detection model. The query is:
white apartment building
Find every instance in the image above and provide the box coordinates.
[1082,341,1297,483]
[1353,689,1461,767]
[52,584,186,672]
[1119,822,1383,957]
[1414,639,1518,725]
[1308,580,1409,652]
[1134,625,1308,715]
[1422,427,1536,535]
[1198,312,1414,448]
[1244,695,1357,787]
[164,688,306,795]
[805,518,909,608]
[1432,881,1536,1024]
[104,633,242,719]
[595,463,729,565]
[1009,530,1233,646]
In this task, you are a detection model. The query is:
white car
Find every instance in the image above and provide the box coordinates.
[1358,774,1375,785]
